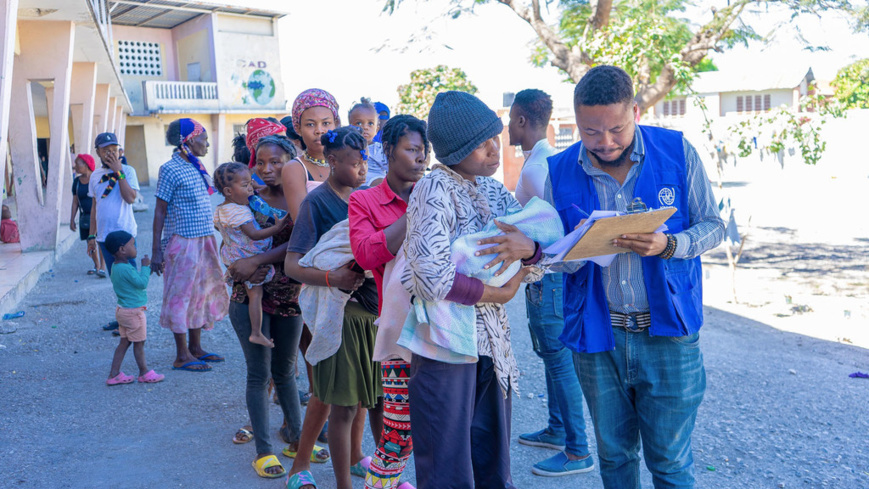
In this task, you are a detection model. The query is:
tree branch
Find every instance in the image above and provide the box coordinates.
[589,0,613,31]
[635,0,750,111]
[495,0,592,81]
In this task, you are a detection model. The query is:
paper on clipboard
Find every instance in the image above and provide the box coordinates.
[543,207,677,265]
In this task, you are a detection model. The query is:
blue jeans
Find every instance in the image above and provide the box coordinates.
[576,324,706,489]
[525,272,590,457]
[98,239,136,274]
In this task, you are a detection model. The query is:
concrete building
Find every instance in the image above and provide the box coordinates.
[650,67,817,123]
[1,0,134,315]
[113,1,289,185]
[0,0,289,316]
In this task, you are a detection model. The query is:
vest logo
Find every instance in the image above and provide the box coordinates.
[658,187,676,206]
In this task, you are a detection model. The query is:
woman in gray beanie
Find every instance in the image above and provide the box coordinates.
[402,91,543,488]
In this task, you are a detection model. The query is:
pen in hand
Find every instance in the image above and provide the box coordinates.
[571,204,590,219]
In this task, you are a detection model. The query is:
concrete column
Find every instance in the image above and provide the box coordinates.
[0,0,19,200]
[107,97,117,136]
[113,104,123,143]
[8,20,75,251]
[44,85,75,225]
[210,113,225,173]
[69,62,97,159]
[118,112,127,146]
[93,84,110,136]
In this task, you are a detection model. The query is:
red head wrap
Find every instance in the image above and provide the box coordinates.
[76,154,96,172]
[245,118,286,168]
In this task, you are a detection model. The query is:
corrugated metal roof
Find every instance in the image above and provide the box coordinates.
[110,1,285,29]
[691,67,814,94]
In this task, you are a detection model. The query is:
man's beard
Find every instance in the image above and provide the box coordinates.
[588,136,635,168]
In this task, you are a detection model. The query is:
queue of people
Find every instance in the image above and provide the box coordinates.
[81,64,723,489]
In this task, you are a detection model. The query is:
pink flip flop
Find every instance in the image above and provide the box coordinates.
[138,370,165,383]
[106,372,134,386]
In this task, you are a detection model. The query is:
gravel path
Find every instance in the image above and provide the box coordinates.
[0,186,867,488]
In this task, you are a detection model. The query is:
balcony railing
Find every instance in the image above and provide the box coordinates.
[143,81,220,113]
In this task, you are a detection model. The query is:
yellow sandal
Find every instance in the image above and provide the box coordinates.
[282,444,330,463]
[251,454,286,479]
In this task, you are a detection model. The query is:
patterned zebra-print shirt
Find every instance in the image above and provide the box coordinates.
[401,164,523,398]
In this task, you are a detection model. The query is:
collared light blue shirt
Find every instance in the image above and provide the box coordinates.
[547,126,723,313]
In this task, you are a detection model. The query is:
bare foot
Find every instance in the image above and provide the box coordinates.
[250,333,275,348]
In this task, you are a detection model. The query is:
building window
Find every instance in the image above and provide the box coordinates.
[661,99,686,118]
[737,94,772,113]
[554,127,574,150]
[117,40,163,76]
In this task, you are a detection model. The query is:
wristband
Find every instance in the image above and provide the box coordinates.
[325,271,331,288]
[87,235,96,241]
[658,233,677,260]
[117,172,126,180]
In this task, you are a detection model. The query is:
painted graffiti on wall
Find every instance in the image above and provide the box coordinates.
[230,59,276,106]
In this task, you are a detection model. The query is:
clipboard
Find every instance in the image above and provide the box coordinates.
[564,207,677,261]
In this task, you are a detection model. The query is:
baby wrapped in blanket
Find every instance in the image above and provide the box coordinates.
[398,197,564,363]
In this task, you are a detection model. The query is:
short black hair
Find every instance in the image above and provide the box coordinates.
[165,120,184,149]
[573,65,634,108]
[280,116,303,143]
[348,97,377,120]
[512,89,553,129]
[231,133,250,165]
[320,126,367,157]
[381,114,429,161]
[256,134,298,161]
[213,162,248,196]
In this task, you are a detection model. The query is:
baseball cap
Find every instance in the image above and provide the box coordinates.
[95,132,119,149]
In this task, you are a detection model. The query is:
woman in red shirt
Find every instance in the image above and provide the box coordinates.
[348,115,428,489]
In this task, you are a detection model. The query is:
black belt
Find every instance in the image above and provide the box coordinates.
[610,311,651,332]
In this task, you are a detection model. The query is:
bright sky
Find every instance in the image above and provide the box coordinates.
[230,0,869,113]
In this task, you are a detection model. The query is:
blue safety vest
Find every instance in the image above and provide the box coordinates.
[547,125,703,354]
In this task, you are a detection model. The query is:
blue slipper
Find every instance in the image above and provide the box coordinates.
[287,470,317,489]
[172,360,212,372]
[197,352,225,363]
[531,451,594,477]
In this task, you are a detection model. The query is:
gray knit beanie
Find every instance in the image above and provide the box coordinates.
[427,91,503,166]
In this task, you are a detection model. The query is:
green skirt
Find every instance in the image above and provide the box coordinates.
[312,301,382,408]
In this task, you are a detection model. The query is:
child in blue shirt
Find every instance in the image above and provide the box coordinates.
[105,230,164,385]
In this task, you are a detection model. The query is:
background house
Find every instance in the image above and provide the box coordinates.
[111,0,289,185]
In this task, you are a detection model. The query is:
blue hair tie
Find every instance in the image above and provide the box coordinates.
[327,131,338,143]
[360,149,368,161]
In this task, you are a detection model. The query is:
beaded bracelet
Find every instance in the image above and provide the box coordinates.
[658,233,677,260]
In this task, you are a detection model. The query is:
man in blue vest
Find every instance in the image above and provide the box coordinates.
[547,65,724,488]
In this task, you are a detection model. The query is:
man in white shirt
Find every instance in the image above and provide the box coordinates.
[509,89,595,477]
[88,132,140,332]
[87,132,140,273]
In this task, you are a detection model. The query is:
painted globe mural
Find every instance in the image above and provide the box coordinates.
[246,69,276,105]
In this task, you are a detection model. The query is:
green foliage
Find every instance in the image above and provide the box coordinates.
[395,65,479,119]
[832,58,869,109]
[720,88,845,167]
